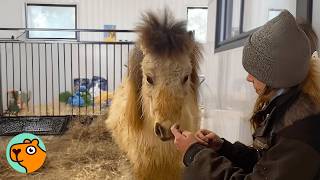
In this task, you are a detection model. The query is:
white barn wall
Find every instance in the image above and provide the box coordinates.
[0,0,208,40]
[200,0,255,145]
[0,0,208,110]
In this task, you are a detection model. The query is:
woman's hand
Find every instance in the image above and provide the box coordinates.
[195,129,223,151]
[171,124,224,154]
[170,124,198,154]
[195,129,219,145]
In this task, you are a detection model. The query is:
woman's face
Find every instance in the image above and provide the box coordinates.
[246,74,266,95]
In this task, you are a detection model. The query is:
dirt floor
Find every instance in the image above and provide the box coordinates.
[0,115,131,180]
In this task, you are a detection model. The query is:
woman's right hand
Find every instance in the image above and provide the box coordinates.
[195,129,223,151]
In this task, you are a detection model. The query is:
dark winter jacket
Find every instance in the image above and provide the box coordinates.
[183,86,320,180]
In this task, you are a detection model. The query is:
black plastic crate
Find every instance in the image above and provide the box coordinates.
[0,116,70,136]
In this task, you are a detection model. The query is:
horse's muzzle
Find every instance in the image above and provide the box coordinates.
[154,122,174,141]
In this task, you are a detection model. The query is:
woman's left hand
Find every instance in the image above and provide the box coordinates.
[171,124,198,154]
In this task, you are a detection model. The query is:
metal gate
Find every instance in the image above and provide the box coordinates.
[0,28,135,135]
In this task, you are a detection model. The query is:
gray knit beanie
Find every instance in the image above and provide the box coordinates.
[242,10,311,88]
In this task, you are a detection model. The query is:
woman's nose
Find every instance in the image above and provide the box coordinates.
[246,74,253,82]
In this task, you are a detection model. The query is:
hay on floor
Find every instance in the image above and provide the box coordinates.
[3,92,114,116]
[0,115,131,180]
[16,102,110,116]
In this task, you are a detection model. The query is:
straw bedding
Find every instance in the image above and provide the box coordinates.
[0,114,131,180]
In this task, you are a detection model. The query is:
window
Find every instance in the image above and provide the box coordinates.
[215,0,311,52]
[26,4,77,39]
[215,0,243,46]
[268,9,283,21]
[187,7,208,43]
[242,0,296,32]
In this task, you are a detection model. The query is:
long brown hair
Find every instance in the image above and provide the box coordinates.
[250,86,275,129]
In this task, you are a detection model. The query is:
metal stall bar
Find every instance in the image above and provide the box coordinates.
[77,44,80,115]
[45,43,48,115]
[85,44,88,116]
[113,44,115,95]
[63,43,67,115]
[57,43,61,115]
[70,44,73,115]
[92,44,95,114]
[31,43,35,114]
[19,43,22,92]
[106,44,109,109]
[99,44,102,114]
[120,44,123,81]
[11,43,15,102]
[25,43,29,112]
[4,43,8,116]
[37,43,41,116]
[51,43,55,115]
[0,44,2,115]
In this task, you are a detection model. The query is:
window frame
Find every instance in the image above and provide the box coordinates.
[187,6,208,43]
[215,0,313,53]
[25,3,78,40]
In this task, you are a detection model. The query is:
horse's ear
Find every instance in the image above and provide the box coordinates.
[125,46,144,131]
[139,43,148,56]
[188,31,195,40]
[189,42,202,103]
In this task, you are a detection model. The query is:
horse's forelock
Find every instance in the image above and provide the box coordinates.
[136,9,195,59]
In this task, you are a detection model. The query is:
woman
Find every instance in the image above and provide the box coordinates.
[171,10,320,180]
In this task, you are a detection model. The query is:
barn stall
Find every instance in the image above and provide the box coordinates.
[0,27,134,179]
[0,1,211,179]
[1,0,315,179]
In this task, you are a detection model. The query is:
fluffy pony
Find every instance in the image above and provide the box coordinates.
[106,9,202,180]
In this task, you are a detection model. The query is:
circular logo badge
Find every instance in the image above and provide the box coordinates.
[6,133,46,173]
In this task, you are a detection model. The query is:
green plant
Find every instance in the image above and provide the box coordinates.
[7,91,20,114]
[81,92,92,106]
[59,91,73,103]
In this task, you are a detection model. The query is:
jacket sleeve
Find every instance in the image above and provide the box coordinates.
[183,137,320,180]
[216,139,259,172]
[184,139,259,173]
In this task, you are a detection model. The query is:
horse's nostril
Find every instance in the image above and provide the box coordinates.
[155,123,164,137]
[12,149,21,155]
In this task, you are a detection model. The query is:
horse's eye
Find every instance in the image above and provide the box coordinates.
[182,75,189,84]
[146,76,154,85]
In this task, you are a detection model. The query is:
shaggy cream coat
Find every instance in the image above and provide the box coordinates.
[106,10,202,180]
